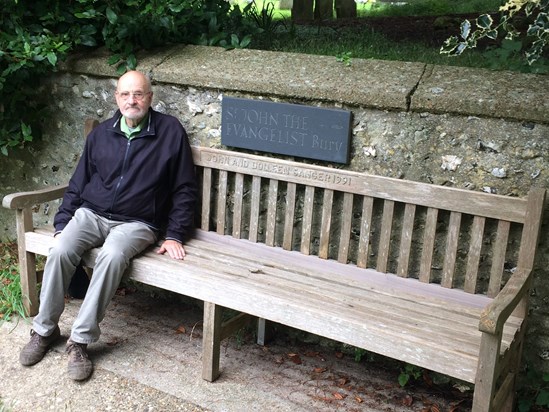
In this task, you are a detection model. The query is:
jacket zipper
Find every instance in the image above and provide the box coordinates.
[108,139,132,218]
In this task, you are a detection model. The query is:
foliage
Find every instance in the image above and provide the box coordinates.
[336,51,353,66]
[243,1,285,47]
[441,0,549,66]
[518,367,549,411]
[0,398,11,412]
[398,364,423,387]
[0,1,80,157]
[0,243,26,322]
[357,0,502,18]
[0,0,259,156]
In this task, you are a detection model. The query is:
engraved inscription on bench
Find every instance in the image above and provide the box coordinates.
[199,150,352,188]
[221,97,352,164]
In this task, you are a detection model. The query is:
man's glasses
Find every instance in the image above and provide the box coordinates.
[117,91,150,101]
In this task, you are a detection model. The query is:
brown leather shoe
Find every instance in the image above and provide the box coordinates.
[19,326,61,366]
[66,339,93,381]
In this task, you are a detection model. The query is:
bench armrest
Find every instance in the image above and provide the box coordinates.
[2,184,68,210]
[479,267,532,335]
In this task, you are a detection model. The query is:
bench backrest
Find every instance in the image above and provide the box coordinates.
[192,146,545,297]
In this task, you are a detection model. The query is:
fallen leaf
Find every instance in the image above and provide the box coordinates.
[335,351,344,359]
[355,396,363,403]
[288,353,302,364]
[313,367,327,373]
[106,337,120,346]
[333,392,346,400]
[401,394,413,407]
[336,377,349,386]
[175,325,186,334]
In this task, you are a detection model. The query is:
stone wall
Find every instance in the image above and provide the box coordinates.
[1,45,548,373]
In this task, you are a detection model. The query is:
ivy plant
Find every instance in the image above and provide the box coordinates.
[441,0,548,66]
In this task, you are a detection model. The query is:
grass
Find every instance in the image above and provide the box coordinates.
[264,24,501,69]
[260,0,503,19]
[247,0,548,73]
[0,242,26,322]
[354,0,503,17]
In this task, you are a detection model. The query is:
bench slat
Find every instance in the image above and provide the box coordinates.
[488,220,511,298]
[442,211,462,288]
[201,168,212,230]
[266,179,278,247]
[319,189,333,259]
[397,203,416,277]
[301,186,314,255]
[283,182,296,251]
[249,176,261,242]
[337,192,354,264]
[357,196,374,268]
[232,173,244,239]
[377,200,395,273]
[419,207,438,283]
[216,170,228,235]
[465,216,486,293]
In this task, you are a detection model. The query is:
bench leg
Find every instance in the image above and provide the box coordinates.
[473,332,501,412]
[257,318,275,346]
[16,208,39,317]
[202,301,222,382]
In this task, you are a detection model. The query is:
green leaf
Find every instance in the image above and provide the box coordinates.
[536,389,549,406]
[106,7,118,24]
[240,34,252,48]
[126,54,137,70]
[476,14,493,30]
[518,398,533,412]
[460,20,471,40]
[46,52,57,66]
[486,29,499,40]
[398,372,409,387]
[107,54,121,65]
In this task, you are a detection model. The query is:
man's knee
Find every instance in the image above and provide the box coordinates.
[95,246,129,270]
[48,242,81,267]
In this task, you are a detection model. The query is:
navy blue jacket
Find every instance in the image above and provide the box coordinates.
[54,109,198,243]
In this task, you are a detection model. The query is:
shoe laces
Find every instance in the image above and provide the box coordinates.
[28,329,45,347]
[66,341,88,361]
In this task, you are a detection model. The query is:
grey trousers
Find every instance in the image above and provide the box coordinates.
[33,208,156,344]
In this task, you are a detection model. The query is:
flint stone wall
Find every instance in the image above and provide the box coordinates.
[1,45,548,374]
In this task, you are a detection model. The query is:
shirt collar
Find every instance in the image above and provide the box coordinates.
[121,116,148,139]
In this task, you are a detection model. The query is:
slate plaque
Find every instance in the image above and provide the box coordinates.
[221,97,352,164]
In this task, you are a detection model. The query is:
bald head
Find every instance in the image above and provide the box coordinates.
[117,70,152,94]
[115,71,153,127]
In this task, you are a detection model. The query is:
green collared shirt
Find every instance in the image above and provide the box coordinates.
[121,116,147,139]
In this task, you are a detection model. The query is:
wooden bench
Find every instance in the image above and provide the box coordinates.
[3,119,545,412]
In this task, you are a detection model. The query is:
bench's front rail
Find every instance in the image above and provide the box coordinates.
[3,142,545,412]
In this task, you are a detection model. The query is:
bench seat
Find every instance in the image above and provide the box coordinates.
[26,226,522,385]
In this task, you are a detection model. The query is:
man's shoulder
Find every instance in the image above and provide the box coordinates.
[151,109,182,125]
[151,110,187,136]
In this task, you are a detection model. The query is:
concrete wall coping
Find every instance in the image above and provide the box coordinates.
[62,45,548,124]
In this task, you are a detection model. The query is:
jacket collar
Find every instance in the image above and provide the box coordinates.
[110,109,155,137]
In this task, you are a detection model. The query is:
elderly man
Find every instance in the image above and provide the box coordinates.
[19,71,197,381]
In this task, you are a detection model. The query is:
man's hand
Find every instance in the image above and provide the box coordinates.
[157,239,186,260]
